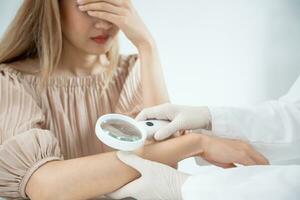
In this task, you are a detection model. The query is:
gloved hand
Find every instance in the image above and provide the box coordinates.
[136,103,212,140]
[108,151,190,200]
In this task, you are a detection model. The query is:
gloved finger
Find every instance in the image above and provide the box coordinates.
[135,104,171,121]
[117,151,150,174]
[108,178,142,199]
[154,120,181,140]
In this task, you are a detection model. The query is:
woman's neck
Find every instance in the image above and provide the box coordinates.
[56,40,109,77]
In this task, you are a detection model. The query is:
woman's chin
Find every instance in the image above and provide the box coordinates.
[84,42,113,55]
[83,46,110,55]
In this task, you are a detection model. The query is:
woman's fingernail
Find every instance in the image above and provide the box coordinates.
[78,6,84,11]
[88,11,95,15]
[77,0,83,4]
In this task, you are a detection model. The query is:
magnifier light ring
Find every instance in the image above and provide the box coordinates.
[95,114,147,151]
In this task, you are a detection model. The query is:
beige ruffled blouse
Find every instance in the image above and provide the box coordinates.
[0,55,143,199]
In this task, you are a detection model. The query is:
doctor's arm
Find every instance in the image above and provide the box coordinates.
[137,77,300,164]
[209,77,300,164]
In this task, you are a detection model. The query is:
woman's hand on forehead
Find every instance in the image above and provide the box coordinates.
[76,0,153,48]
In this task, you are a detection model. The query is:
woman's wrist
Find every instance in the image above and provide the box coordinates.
[183,133,207,158]
[134,134,204,167]
[136,38,156,54]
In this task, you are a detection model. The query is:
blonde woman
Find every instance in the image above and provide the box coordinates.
[0,0,269,199]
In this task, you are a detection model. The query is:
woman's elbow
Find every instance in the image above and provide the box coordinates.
[25,161,68,200]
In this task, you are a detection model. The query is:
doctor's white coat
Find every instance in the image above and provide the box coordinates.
[182,76,300,199]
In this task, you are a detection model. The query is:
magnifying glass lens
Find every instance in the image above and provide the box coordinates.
[100,119,142,142]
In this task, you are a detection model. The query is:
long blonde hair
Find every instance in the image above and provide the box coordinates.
[0,0,119,85]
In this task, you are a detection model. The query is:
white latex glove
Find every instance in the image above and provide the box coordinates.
[136,103,211,140]
[108,151,190,200]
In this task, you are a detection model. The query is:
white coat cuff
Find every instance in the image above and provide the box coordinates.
[208,107,231,137]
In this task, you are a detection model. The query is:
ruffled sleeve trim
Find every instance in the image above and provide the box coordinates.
[19,156,62,198]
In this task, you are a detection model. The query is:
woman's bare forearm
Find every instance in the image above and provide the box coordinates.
[138,40,170,107]
[26,133,203,200]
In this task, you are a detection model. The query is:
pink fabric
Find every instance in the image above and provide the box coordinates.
[0,55,143,199]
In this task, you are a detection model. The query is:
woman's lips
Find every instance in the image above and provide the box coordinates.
[91,35,109,44]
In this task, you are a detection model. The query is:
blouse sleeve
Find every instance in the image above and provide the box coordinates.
[0,69,62,199]
[114,55,144,118]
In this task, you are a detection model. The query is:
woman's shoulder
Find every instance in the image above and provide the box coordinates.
[1,59,40,75]
[0,59,41,92]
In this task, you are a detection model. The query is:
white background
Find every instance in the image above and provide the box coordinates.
[1,0,300,106]
[1,0,300,197]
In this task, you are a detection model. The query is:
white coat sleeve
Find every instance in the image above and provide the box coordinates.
[181,165,300,200]
[208,76,300,164]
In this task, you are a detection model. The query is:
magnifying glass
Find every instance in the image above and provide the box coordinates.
[95,114,169,151]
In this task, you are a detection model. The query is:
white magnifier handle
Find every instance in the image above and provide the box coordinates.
[138,120,170,139]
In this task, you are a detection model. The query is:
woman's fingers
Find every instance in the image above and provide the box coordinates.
[247,147,270,165]
[87,11,121,25]
[79,2,128,16]
[77,0,131,7]
[237,143,269,165]
[237,154,257,166]
[204,157,236,169]
[79,1,133,27]
[236,144,269,166]
[199,135,269,168]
